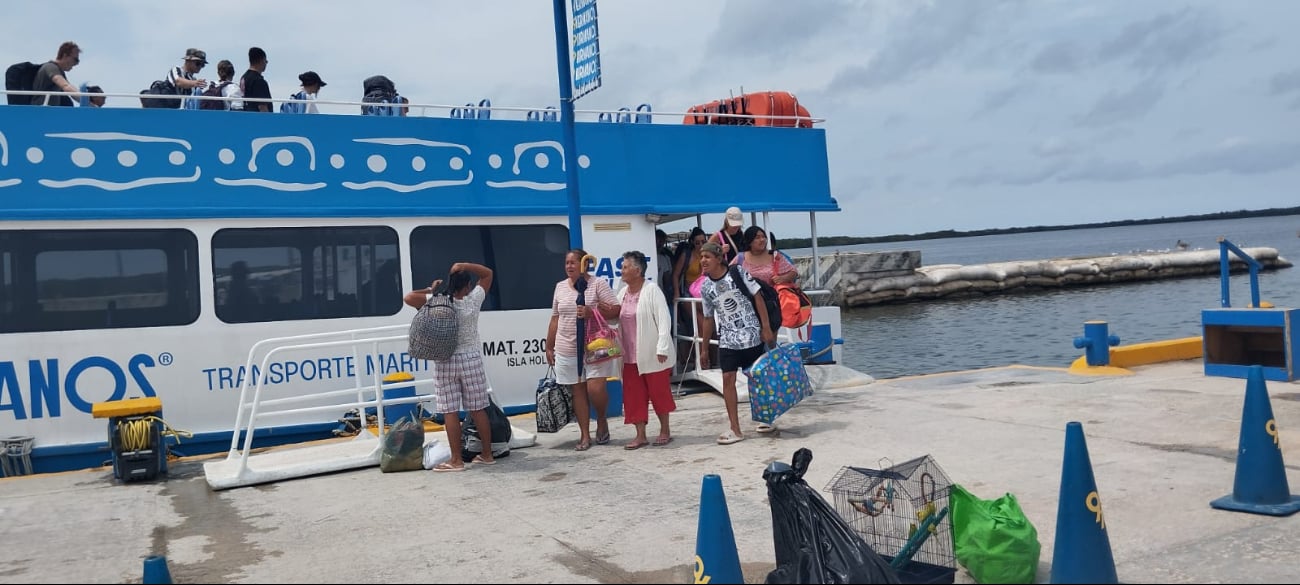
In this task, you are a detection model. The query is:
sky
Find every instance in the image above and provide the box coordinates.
[4,0,1298,239]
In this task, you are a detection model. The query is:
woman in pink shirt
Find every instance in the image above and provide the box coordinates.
[732,226,798,286]
[545,249,620,451]
[615,251,675,450]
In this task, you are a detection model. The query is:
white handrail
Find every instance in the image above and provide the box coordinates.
[226,324,432,478]
[0,89,826,123]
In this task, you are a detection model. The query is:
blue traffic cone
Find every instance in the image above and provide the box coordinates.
[1210,365,1300,516]
[693,474,744,584]
[142,555,173,585]
[1050,422,1118,584]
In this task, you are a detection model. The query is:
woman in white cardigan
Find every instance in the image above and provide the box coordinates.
[615,251,676,449]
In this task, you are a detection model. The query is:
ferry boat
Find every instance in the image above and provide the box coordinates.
[0,90,846,475]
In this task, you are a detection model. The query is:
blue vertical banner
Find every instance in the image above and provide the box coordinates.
[571,0,601,99]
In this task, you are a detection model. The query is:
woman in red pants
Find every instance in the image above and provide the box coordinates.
[615,250,676,449]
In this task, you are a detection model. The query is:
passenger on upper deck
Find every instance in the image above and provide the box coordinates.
[237,47,272,112]
[78,83,105,108]
[708,206,745,265]
[168,49,209,96]
[30,41,81,106]
[199,60,238,111]
[281,71,326,114]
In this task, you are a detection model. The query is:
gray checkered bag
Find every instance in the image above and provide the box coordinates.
[408,288,458,361]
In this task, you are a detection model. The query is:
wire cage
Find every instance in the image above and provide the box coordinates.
[825,455,955,572]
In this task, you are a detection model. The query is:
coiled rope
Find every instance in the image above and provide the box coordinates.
[116,416,193,452]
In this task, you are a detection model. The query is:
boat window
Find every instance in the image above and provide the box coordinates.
[0,229,200,333]
[409,224,569,311]
[212,226,401,324]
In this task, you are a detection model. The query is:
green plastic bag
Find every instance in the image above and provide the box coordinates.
[949,483,1041,584]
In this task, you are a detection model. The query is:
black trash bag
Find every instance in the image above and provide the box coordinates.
[765,448,901,584]
[461,394,513,460]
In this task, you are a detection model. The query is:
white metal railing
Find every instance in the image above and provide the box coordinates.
[669,295,814,393]
[225,324,433,476]
[1,89,826,124]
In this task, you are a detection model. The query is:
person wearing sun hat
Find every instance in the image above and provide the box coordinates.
[295,71,327,114]
[708,206,745,264]
[168,48,209,93]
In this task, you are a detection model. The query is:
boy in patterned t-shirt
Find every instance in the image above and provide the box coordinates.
[697,242,775,445]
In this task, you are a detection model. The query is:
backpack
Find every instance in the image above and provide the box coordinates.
[279,91,308,114]
[775,282,813,329]
[5,61,40,105]
[139,79,180,109]
[728,264,781,334]
[199,81,231,110]
[408,288,459,361]
[361,75,401,116]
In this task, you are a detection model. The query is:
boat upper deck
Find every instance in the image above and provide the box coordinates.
[0,99,838,221]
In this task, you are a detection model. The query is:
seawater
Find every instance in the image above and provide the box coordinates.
[804,215,1300,379]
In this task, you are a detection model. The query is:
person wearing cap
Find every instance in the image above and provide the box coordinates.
[168,48,209,93]
[708,206,745,265]
[696,241,775,445]
[294,71,327,114]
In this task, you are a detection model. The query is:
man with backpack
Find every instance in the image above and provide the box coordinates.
[25,41,81,106]
[697,242,775,446]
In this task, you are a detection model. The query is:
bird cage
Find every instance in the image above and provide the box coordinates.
[825,455,956,581]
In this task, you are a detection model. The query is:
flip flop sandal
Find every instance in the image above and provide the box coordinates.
[653,436,673,446]
[472,455,496,465]
[432,462,466,472]
[574,441,591,452]
[595,432,611,445]
[624,441,649,450]
[717,431,745,445]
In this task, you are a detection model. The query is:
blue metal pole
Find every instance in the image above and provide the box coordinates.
[1219,239,1230,308]
[552,0,584,249]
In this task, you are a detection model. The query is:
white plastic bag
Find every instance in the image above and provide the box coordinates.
[422,438,452,470]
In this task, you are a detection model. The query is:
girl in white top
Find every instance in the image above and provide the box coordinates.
[295,71,326,114]
[614,251,676,449]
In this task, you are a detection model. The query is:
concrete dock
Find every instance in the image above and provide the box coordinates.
[2,360,1298,583]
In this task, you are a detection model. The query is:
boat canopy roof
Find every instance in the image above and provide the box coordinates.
[0,106,838,221]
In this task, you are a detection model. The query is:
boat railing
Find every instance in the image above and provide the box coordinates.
[224,323,432,477]
[670,295,815,389]
[1,89,825,124]
[1217,237,1263,308]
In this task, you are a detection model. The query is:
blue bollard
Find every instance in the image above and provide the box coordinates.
[1073,321,1120,367]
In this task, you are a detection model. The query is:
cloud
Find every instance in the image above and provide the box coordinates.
[1096,7,1227,74]
[952,160,1070,188]
[885,138,936,161]
[1032,137,1079,158]
[1077,79,1165,127]
[953,138,1300,188]
[1270,68,1300,95]
[1030,40,1085,74]
[705,0,860,62]
[827,0,1015,92]
[974,84,1031,116]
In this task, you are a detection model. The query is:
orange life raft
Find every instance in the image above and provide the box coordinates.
[682,91,812,128]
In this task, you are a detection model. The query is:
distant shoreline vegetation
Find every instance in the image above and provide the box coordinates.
[776,207,1300,250]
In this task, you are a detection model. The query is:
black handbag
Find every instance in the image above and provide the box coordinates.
[535,367,573,433]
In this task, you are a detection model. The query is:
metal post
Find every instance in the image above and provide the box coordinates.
[1219,239,1230,308]
[553,0,584,249]
[810,211,821,288]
